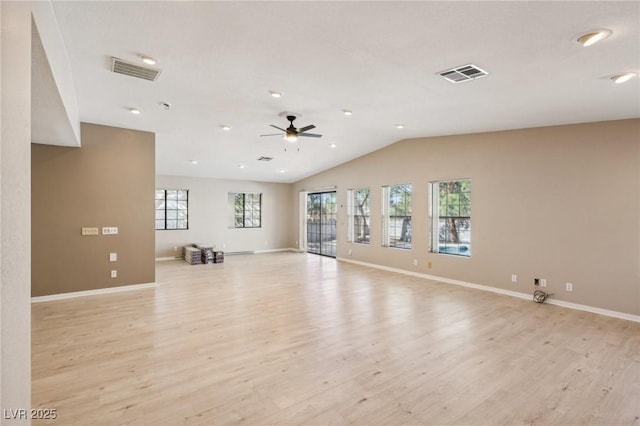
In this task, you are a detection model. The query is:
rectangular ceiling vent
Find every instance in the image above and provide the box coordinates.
[257,156,274,162]
[111,57,161,82]
[438,64,488,83]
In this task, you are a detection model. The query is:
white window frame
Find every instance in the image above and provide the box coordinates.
[348,187,371,245]
[382,183,412,249]
[429,178,471,257]
[346,189,352,243]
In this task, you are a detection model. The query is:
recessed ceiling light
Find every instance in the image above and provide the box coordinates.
[158,101,171,110]
[269,91,282,98]
[140,55,157,65]
[221,125,231,131]
[576,29,612,47]
[278,168,287,173]
[238,164,246,169]
[189,160,198,165]
[129,108,142,115]
[330,143,337,148]
[611,72,636,84]
[396,124,405,129]
[343,109,353,116]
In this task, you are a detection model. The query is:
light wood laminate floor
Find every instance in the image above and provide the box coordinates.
[32,252,639,425]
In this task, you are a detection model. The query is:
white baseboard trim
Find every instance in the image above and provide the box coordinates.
[156,256,180,261]
[31,282,156,303]
[337,257,640,323]
[156,248,297,261]
[542,298,640,323]
[255,248,299,254]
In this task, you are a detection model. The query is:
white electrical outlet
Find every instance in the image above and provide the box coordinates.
[173,246,178,252]
[511,274,517,283]
[413,259,418,266]
[348,249,352,256]
[566,282,573,292]
[109,252,117,262]
[111,270,117,278]
[540,279,547,287]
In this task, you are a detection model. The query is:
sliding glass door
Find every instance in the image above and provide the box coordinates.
[307,191,337,257]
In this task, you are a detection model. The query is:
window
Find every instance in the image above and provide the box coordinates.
[347,188,371,244]
[155,189,188,230]
[231,193,262,228]
[382,184,412,249]
[430,179,471,256]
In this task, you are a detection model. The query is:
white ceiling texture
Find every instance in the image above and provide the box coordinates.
[49,1,640,183]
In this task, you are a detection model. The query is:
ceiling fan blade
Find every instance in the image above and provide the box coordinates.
[270,125,286,132]
[260,133,282,137]
[299,133,322,138]
[298,124,316,133]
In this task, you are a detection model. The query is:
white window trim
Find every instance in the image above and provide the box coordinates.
[429,178,471,257]
[346,189,354,243]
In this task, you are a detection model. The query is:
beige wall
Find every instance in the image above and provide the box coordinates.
[1,2,32,422]
[31,123,155,297]
[292,119,640,316]
[155,175,294,257]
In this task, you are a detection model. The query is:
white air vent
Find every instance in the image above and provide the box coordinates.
[257,156,274,162]
[111,57,161,82]
[438,64,488,83]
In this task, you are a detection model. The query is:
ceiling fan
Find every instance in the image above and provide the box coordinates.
[261,113,322,143]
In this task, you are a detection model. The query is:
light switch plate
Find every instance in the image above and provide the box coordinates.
[109,253,117,262]
[102,227,118,235]
[81,227,99,236]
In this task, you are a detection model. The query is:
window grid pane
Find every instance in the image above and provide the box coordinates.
[156,189,189,230]
[233,193,262,228]
[434,179,471,256]
[352,188,370,244]
[384,184,412,249]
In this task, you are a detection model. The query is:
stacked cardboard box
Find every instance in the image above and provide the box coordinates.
[214,251,224,263]
[183,246,202,265]
[195,243,215,264]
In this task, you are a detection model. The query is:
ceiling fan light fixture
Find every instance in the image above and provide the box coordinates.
[284,133,298,143]
[261,114,321,142]
[611,72,636,84]
[576,29,612,47]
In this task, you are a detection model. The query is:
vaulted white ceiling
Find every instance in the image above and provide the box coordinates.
[48,1,639,183]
